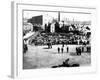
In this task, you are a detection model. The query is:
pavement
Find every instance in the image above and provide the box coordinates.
[23,45,91,69]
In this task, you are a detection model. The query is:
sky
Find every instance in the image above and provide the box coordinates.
[23,11,58,19]
[23,10,91,22]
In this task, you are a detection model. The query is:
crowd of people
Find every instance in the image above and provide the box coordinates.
[23,21,91,54]
[29,32,90,46]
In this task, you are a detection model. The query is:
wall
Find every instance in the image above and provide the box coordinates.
[0,0,100,80]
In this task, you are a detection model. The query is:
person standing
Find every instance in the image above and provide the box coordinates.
[87,46,89,52]
[79,47,81,55]
[82,46,84,52]
[58,47,60,53]
[23,40,28,53]
[67,46,69,53]
[76,47,78,55]
[62,42,64,47]
[61,47,64,53]
[51,42,52,48]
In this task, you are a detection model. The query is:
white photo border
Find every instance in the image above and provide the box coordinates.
[12,2,97,78]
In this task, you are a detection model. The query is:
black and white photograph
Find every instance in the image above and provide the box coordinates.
[10,2,97,78]
[23,10,91,69]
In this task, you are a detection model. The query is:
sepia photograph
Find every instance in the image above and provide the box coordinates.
[23,10,91,69]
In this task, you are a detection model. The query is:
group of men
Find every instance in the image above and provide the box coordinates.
[57,44,88,55]
[57,46,69,53]
[76,47,82,55]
